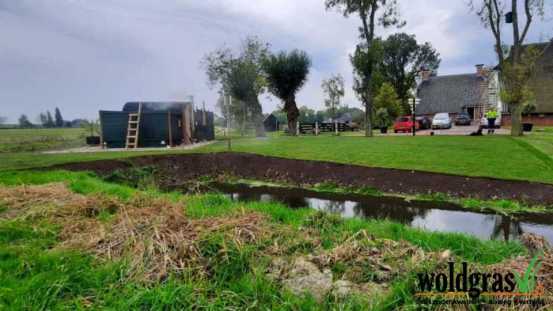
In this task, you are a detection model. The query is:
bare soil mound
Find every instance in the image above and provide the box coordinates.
[54,152,553,205]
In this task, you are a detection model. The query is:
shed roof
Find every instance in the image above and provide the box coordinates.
[416,74,484,115]
[123,101,192,113]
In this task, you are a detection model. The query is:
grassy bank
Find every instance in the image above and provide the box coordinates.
[0,170,525,309]
[201,134,553,184]
[2,131,553,185]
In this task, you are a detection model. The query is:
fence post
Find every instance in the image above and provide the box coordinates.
[335,121,338,135]
[296,121,300,136]
[315,122,319,136]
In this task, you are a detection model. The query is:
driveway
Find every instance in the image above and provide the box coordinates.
[381,124,509,136]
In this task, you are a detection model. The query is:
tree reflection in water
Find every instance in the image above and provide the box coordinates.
[488,215,523,242]
[352,201,430,224]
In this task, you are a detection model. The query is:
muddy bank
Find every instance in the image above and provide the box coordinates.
[55,152,553,205]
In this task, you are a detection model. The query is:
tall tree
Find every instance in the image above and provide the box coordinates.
[321,74,345,120]
[470,0,545,136]
[203,36,269,136]
[262,50,311,135]
[374,82,402,119]
[227,58,266,136]
[54,107,64,127]
[39,112,48,127]
[380,33,440,113]
[46,111,54,128]
[18,114,33,128]
[326,0,404,137]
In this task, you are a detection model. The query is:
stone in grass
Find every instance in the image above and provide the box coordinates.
[281,257,334,302]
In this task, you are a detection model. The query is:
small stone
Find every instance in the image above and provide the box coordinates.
[333,280,354,298]
[440,250,452,261]
[281,257,334,302]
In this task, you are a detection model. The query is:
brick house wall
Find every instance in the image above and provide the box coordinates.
[501,113,553,126]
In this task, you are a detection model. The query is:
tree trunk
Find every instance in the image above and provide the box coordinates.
[253,100,266,137]
[284,97,300,136]
[510,104,524,136]
[364,96,373,137]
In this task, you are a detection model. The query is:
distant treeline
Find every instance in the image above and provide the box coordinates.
[12,108,90,129]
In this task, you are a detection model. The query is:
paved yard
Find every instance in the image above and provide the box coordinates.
[380,124,509,136]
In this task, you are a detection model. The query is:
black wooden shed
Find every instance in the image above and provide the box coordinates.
[99,101,214,148]
[263,114,280,132]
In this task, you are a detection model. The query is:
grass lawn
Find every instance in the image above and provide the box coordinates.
[0,128,87,153]
[1,130,552,184]
[0,170,525,309]
[201,133,553,184]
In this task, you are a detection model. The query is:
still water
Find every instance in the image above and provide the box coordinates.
[208,183,553,244]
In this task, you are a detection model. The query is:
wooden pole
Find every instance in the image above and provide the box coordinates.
[167,111,173,147]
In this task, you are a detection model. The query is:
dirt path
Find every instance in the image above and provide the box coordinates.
[55,152,553,205]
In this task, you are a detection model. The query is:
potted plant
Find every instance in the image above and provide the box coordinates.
[522,102,536,132]
[375,108,391,134]
[83,119,101,145]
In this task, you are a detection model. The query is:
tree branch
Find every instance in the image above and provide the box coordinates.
[519,0,533,44]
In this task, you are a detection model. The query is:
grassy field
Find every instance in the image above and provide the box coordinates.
[0,170,526,310]
[0,128,87,153]
[2,130,553,185]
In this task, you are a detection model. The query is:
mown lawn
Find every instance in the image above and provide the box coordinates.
[0,170,525,310]
[1,130,553,184]
[201,133,553,184]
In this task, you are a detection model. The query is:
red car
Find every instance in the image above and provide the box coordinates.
[393,116,420,133]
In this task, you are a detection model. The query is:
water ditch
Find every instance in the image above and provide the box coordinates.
[205,182,553,244]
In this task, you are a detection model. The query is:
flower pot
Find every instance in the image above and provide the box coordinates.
[522,123,534,132]
[380,127,388,134]
[86,136,101,145]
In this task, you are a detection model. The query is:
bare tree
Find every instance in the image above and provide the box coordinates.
[471,0,546,136]
[321,74,345,120]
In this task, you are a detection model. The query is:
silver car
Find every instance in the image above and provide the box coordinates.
[431,113,452,129]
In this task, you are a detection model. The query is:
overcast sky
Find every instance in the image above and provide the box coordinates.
[1,0,551,123]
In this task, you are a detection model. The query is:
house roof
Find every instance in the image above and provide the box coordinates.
[416,74,484,115]
[123,101,192,113]
[334,113,353,123]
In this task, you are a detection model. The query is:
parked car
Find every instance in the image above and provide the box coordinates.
[431,113,452,129]
[454,113,472,126]
[416,116,432,129]
[393,116,419,133]
[480,116,501,129]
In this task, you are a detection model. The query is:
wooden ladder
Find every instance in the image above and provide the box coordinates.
[125,103,142,149]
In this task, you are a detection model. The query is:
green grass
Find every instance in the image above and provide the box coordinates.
[0,170,529,309]
[2,131,553,186]
[0,128,88,153]
[200,133,553,184]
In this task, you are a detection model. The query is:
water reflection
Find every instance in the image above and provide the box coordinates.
[211,183,553,244]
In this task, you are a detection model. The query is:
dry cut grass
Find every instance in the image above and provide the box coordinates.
[0,183,269,282]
